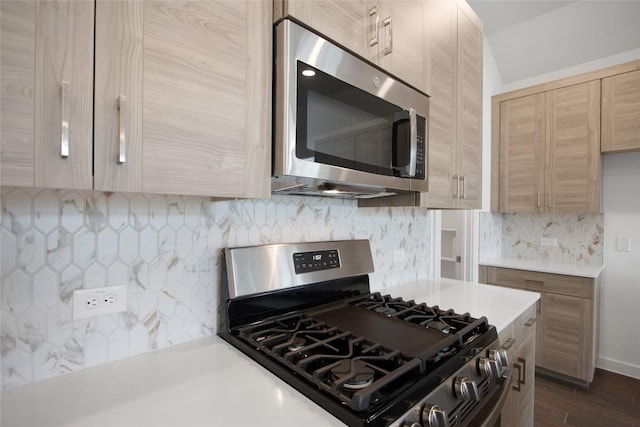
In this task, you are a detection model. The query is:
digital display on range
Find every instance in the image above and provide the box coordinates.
[293,249,340,274]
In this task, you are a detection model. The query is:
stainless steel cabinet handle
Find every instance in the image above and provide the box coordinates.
[460,176,466,200]
[525,279,544,286]
[524,317,536,327]
[547,192,552,208]
[60,81,70,158]
[452,175,460,199]
[118,95,127,164]
[383,17,392,55]
[369,6,379,47]
[537,192,541,209]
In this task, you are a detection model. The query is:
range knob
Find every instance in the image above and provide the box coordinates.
[488,348,510,378]
[454,377,480,402]
[478,357,501,380]
[422,404,449,427]
[488,348,509,369]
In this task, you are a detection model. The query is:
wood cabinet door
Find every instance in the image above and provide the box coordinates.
[601,69,640,153]
[540,292,592,381]
[456,7,483,209]
[1,0,93,190]
[516,331,536,427]
[283,0,369,58]
[135,0,271,198]
[499,93,546,213]
[1,0,36,187]
[376,0,425,92]
[546,80,601,212]
[421,0,457,208]
[94,0,143,192]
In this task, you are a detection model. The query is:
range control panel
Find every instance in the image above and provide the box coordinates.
[293,249,340,274]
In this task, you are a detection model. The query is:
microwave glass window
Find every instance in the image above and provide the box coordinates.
[296,62,410,176]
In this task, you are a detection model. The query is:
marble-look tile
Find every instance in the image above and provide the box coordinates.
[33,190,60,235]
[478,212,502,261]
[502,213,603,265]
[60,192,85,234]
[1,188,433,390]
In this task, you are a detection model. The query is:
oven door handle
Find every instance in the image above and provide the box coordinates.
[478,368,512,427]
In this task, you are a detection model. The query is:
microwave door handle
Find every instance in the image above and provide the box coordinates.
[409,108,417,177]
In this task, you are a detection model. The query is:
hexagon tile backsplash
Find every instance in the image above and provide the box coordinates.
[0,187,432,389]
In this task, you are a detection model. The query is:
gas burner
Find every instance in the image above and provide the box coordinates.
[287,337,307,352]
[374,305,397,316]
[425,319,451,334]
[331,359,375,390]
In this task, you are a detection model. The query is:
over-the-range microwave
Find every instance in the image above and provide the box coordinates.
[272,19,429,199]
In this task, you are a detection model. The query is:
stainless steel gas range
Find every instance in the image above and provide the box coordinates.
[218,240,510,427]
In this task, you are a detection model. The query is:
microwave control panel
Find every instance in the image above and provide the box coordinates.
[415,116,426,179]
[293,250,340,274]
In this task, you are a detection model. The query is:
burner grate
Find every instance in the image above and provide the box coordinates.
[237,313,424,412]
[353,293,489,345]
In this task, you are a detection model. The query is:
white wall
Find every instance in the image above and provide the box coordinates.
[599,153,640,378]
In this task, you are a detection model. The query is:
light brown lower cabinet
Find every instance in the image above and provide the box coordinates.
[498,302,536,427]
[482,266,599,385]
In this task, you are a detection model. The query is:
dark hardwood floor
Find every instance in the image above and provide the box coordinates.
[534,369,640,427]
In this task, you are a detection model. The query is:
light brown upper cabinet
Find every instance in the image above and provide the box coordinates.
[491,60,640,213]
[1,0,94,189]
[421,1,483,209]
[499,81,601,213]
[1,0,271,199]
[601,69,640,153]
[500,80,601,212]
[275,0,427,93]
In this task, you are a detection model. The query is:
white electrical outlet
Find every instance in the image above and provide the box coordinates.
[540,237,557,247]
[73,285,127,319]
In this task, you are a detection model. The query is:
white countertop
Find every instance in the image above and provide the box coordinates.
[1,278,539,427]
[480,257,603,279]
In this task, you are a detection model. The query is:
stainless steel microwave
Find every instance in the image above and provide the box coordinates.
[272,19,429,199]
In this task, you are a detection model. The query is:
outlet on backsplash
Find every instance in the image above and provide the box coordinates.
[73,286,128,320]
[540,237,558,247]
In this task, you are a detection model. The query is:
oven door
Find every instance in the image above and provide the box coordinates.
[274,19,429,193]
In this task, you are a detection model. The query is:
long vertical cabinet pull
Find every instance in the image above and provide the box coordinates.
[118,95,127,164]
[547,192,552,209]
[60,81,70,158]
[452,175,460,199]
[519,357,527,385]
[537,192,541,209]
[460,176,466,200]
[512,362,522,392]
[369,6,379,46]
[383,17,392,55]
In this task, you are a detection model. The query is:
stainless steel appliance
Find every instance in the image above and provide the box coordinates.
[218,240,511,426]
[273,19,429,199]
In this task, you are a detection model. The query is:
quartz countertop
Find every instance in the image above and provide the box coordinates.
[479,257,603,279]
[1,278,539,427]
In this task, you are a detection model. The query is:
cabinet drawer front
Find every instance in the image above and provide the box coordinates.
[487,267,593,298]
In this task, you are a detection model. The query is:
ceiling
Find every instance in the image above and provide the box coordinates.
[467,0,574,35]
[466,1,640,84]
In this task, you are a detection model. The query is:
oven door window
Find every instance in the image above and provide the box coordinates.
[296,61,411,177]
